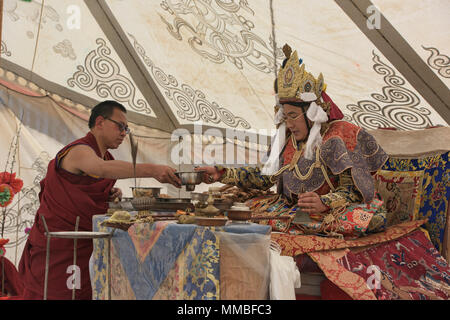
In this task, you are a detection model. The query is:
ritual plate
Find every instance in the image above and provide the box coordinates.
[131,197,194,211]
[195,217,228,227]
[101,219,135,231]
[155,197,192,203]
[46,231,113,239]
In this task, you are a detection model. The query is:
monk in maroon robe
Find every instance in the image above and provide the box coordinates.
[19,101,181,299]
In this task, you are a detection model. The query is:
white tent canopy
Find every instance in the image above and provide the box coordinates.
[1,0,449,265]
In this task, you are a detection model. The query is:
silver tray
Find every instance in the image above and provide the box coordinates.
[131,197,194,211]
[155,197,192,203]
[46,231,112,239]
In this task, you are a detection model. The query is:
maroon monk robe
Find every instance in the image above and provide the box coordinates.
[19,132,116,300]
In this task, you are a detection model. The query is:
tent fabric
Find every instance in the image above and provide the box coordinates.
[2,0,155,117]
[371,0,450,89]
[0,0,449,269]
[2,0,448,134]
[368,127,450,158]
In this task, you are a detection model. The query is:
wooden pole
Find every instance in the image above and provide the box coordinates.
[1,258,4,297]
[0,0,3,53]
[1,1,5,297]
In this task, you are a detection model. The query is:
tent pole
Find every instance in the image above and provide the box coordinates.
[1,0,6,291]
[0,0,3,48]
[1,258,4,297]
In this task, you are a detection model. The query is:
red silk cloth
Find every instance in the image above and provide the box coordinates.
[19,132,116,300]
[321,91,344,122]
[0,256,24,298]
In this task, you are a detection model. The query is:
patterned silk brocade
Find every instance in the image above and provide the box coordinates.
[281,121,388,203]
[380,152,450,254]
[327,229,450,300]
[319,122,389,203]
[217,121,389,237]
[308,249,378,300]
[271,220,427,257]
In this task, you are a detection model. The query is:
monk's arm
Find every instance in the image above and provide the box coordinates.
[63,145,180,184]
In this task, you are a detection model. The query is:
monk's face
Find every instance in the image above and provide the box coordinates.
[282,104,310,141]
[101,108,128,149]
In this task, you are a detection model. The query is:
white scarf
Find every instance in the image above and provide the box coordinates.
[300,93,328,160]
[304,100,328,160]
[261,95,285,175]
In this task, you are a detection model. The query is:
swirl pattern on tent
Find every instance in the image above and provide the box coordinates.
[128,33,251,129]
[159,0,284,74]
[344,51,434,131]
[67,38,152,115]
[2,152,50,250]
[422,46,450,79]
[53,39,77,61]
[1,41,11,57]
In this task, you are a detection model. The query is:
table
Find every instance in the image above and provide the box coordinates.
[91,215,271,300]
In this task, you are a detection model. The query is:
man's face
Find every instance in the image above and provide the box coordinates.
[282,104,310,141]
[100,108,128,149]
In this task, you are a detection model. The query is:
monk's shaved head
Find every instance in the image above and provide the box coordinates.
[88,101,127,129]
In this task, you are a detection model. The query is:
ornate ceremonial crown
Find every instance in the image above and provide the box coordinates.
[277,44,325,102]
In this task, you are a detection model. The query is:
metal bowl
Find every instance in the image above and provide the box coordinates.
[131,187,161,198]
[190,192,209,202]
[175,171,206,185]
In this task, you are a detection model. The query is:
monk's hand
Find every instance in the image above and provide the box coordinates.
[195,166,221,184]
[109,187,122,201]
[297,192,328,214]
[153,165,181,188]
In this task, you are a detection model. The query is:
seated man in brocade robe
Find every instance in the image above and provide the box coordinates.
[197,45,389,238]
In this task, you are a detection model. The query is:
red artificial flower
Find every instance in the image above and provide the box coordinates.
[0,238,9,257]
[0,172,23,194]
[0,184,14,207]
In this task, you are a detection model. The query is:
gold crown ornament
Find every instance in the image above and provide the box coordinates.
[277,44,325,102]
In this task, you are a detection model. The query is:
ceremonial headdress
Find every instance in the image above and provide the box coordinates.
[262,44,343,175]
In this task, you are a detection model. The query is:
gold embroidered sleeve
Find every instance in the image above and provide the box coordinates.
[320,169,363,208]
[215,165,274,190]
